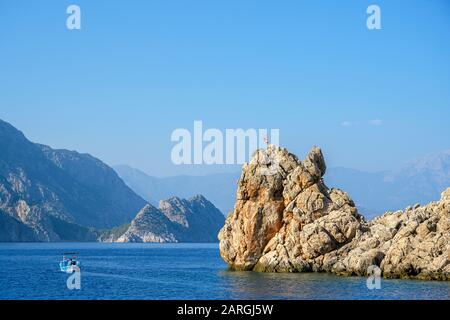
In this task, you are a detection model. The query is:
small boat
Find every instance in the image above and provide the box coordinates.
[59,253,80,273]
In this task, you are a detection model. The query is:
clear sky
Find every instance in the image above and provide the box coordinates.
[0,0,449,176]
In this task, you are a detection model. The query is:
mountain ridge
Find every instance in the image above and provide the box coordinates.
[0,118,147,241]
[114,164,239,215]
[113,195,225,243]
[116,149,450,220]
[0,119,230,243]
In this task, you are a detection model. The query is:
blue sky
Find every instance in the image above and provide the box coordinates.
[0,0,449,176]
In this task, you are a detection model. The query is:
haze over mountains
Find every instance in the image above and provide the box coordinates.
[114,165,240,216]
[0,117,448,242]
[0,119,224,242]
[325,150,450,218]
[116,151,450,220]
[0,119,147,241]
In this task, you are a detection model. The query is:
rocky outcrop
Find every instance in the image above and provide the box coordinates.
[115,195,225,243]
[117,204,179,243]
[159,195,226,242]
[219,145,449,280]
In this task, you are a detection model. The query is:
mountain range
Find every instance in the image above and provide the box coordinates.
[1,117,448,242]
[325,150,450,217]
[105,195,224,243]
[116,152,450,220]
[114,165,240,216]
[0,119,223,242]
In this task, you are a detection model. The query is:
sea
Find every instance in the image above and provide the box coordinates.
[0,243,448,300]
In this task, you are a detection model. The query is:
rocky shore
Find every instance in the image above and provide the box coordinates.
[219,145,449,280]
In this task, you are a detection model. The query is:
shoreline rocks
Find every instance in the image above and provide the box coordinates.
[219,145,449,280]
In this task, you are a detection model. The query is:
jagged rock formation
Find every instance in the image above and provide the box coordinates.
[117,204,179,243]
[159,195,226,242]
[0,119,146,241]
[114,195,225,243]
[219,145,450,280]
[114,165,239,216]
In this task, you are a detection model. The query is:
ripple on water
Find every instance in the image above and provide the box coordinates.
[0,243,448,300]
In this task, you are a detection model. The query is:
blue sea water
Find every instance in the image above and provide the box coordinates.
[0,243,448,300]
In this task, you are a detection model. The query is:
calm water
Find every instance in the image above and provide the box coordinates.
[0,243,448,300]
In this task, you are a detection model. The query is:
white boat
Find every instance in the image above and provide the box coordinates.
[59,253,80,273]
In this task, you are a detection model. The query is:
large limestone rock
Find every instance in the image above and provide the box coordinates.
[219,145,449,280]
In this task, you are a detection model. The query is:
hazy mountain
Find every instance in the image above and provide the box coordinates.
[0,119,147,241]
[112,195,225,243]
[324,167,388,217]
[117,151,450,220]
[2,115,445,243]
[114,165,240,215]
[325,151,450,218]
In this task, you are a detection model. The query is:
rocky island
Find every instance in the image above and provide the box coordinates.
[219,145,449,280]
[110,195,225,243]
